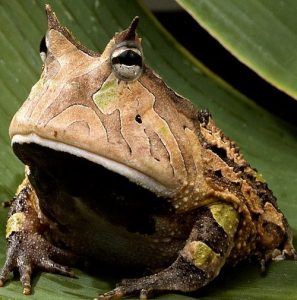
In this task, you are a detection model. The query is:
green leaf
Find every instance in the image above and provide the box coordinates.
[176,0,297,100]
[0,0,296,299]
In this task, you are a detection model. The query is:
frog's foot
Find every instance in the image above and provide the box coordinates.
[96,203,240,300]
[259,234,297,272]
[281,233,297,261]
[95,256,205,300]
[0,231,76,295]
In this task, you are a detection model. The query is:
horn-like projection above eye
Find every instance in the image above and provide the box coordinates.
[110,17,143,81]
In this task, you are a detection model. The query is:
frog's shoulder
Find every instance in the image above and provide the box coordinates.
[199,115,277,209]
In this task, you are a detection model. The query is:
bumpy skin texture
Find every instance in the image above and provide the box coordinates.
[1,5,296,299]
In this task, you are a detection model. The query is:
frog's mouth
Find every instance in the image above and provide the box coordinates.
[12,134,171,196]
[11,134,173,233]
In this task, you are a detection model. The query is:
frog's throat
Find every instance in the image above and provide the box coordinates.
[11,133,172,197]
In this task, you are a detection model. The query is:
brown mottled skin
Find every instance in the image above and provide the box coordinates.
[0,5,296,299]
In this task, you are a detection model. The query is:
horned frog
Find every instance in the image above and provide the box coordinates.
[1,5,296,300]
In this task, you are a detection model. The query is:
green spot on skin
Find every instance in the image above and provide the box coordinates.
[6,212,26,238]
[210,203,239,238]
[93,77,118,113]
[159,126,168,135]
[190,241,221,272]
[255,172,266,183]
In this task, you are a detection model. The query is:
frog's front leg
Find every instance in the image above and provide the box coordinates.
[0,176,76,295]
[98,202,239,300]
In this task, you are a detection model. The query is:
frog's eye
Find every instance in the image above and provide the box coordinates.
[111,42,143,81]
[39,35,48,63]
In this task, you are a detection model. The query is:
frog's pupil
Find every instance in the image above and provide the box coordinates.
[112,50,142,67]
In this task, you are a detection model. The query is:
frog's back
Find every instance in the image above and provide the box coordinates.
[192,113,294,264]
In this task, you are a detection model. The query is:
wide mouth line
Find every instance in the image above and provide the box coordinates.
[12,138,175,235]
[11,133,171,197]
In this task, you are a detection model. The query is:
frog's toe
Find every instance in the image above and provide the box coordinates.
[96,278,156,300]
[0,252,14,288]
[95,287,124,300]
[0,231,76,294]
[19,261,33,295]
[39,259,75,277]
[0,237,34,294]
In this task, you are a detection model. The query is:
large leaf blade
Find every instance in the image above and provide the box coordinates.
[176,0,297,100]
[0,0,296,299]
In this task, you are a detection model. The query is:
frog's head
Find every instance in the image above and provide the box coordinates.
[9,5,199,205]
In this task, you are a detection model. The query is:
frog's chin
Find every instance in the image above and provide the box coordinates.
[11,133,172,197]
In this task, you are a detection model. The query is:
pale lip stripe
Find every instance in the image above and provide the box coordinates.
[11,134,172,197]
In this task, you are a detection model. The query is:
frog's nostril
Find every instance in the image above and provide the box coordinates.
[135,114,142,124]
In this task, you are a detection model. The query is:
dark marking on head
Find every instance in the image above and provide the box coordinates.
[198,109,211,125]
